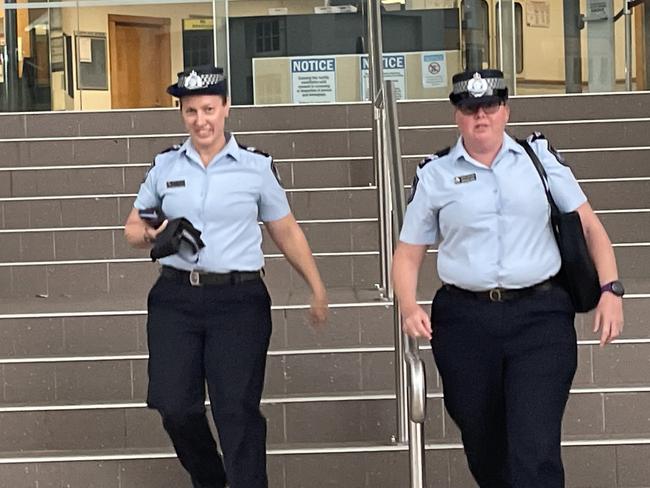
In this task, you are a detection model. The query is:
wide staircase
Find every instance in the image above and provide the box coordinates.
[0,92,648,488]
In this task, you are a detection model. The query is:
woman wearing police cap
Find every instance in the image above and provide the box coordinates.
[124,66,328,488]
[392,69,623,487]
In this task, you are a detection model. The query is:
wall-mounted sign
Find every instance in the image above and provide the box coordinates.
[75,32,108,90]
[291,57,336,104]
[360,54,406,100]
[421,51,447,88]
[526,0,551,28]
[183,18,213,31]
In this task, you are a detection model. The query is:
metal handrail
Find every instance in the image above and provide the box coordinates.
[385,79,428,488]
[366,2,427,484]
[367,0,390,300]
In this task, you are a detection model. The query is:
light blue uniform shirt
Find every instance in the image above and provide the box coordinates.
[134,133,290,272]
[400,133,587,291]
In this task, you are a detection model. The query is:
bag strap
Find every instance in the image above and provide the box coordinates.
[516,138,561,219]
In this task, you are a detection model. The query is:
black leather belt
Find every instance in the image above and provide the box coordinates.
[161,266,261,287]
[443,278,557,302]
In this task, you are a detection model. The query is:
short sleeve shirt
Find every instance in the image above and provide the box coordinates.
[134,133,290,272]
[400,133,587,291]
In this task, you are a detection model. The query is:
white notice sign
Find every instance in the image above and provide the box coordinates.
[360,54,406,101]
[291,57,336,104]
[421,52,447,88]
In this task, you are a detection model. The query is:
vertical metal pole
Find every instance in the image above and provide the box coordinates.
[625,0,633,90]
[393,299,409,443]
[4,0,20,111]
[408,418,426,488]
[213,0,230,95]
[563,0,583,93]
[497,0,516,94]
[367,0,389,300]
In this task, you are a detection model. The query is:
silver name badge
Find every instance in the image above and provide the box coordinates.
[454,173,477,184]
[166,180,186,188]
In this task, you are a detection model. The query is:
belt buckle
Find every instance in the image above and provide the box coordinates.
[189,270,201,287]
[488,288,503,302]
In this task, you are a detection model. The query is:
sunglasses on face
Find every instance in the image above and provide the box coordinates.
[458,101,503,116]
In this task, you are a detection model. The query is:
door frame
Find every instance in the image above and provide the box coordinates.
[108,14,171,108]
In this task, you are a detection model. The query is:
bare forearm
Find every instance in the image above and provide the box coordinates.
[392,243,426,310]
[578,203,619,285]
[274,226,325,294]
[585,223,619,285]
[124,221,152,249]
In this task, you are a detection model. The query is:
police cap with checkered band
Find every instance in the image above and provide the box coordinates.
[166,65,228,98]
[449,69,508,108]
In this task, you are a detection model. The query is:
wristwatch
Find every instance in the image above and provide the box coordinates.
[600,280,625,297]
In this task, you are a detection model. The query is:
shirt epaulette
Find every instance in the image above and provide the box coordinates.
[144,145,182,181]
[151,144,182,166]
[419,146,450,169]
[528,131,545,143]
[159,144,182,155]
[238,144,270,158]
[527,132,567,166]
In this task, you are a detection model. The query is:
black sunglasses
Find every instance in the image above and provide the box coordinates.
[458,101,503,116]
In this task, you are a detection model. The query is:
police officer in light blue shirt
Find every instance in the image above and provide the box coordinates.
[392,69,624,488]
[124,66,328,488]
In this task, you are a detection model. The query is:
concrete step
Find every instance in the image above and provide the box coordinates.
[1,92,648,143]
[0,104,372,139]
[0,131,374,168]
[1,116,646,172]
[0,158,376,199]
[0,254,382,299]
[2,340,649,407]
[1,248,649,300]
[400,119,650,156]
[2,212,650,265]
[396,92,650,125]
[0,189,379,229]
[1,390,650,455]
[403,149,650,180]
[1,294,649,356]
[0,221,380,263]
[0,440,648,488]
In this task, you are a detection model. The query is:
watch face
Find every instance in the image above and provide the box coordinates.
[611,281,625,296]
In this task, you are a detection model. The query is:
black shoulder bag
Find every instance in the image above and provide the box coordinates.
[518,139,600,313]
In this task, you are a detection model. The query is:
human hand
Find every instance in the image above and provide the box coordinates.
[143,219,168,245]
[308,289,329,327]
[401,303,432,339]
[593,292,624,347]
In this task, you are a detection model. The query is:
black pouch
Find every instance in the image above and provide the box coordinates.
[150,217,205,261]
[139,206,166,229]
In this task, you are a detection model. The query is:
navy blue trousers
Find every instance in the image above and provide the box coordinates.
[146,275,272,488]
[431,283,577,488]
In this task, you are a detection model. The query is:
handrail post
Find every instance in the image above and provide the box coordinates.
[384,79,408,445]
[624,0,633,90]
[385,80,428,488]
[367,0,391,300]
